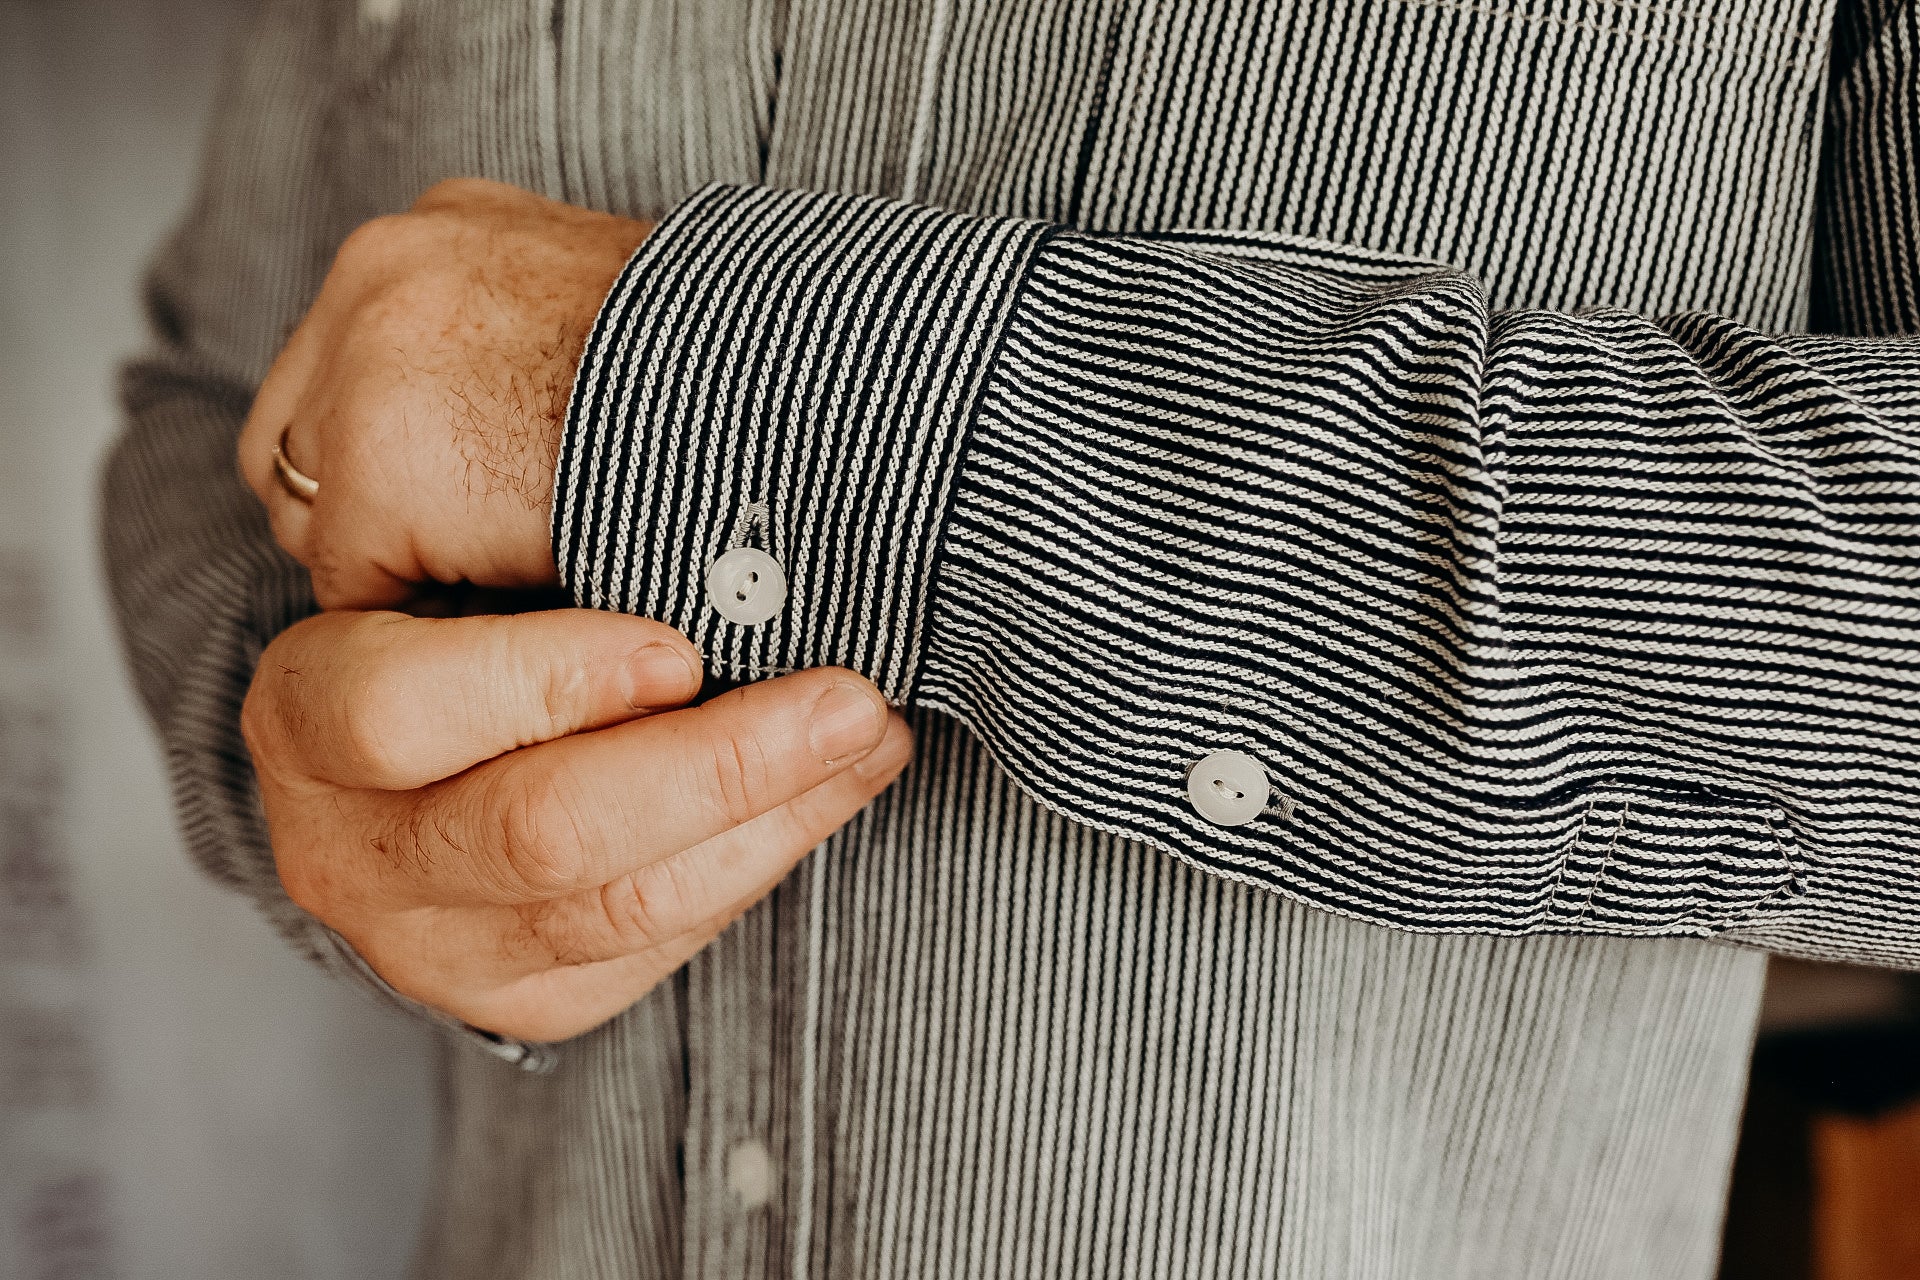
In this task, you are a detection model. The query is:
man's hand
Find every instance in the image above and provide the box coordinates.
[229,179,911,1042]
[243,608,911,1042]
[237,178,650,610]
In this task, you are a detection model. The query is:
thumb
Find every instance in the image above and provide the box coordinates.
[250,608,706,791]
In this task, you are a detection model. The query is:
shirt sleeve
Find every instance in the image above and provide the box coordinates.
[555,159,1920,967]
[1809,0,1918,337]
[103,0,552,1069]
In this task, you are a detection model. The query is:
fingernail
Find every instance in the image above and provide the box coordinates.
[621,644,702,707]
[853,716,911,780]
[809,681,886,763]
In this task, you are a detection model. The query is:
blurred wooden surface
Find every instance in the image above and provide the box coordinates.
[1814,1099,1920,1280]
[1720,967,1920,1280]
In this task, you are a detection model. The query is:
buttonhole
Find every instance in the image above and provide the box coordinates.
[1211,778,1244,801]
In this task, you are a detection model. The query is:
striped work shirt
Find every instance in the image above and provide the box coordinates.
[106,0,1919,1276]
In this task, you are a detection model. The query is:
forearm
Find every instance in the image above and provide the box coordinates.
[559,184,1920,965]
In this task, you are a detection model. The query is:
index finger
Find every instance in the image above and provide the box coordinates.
[245,608,705,792]
[377,666,893,905]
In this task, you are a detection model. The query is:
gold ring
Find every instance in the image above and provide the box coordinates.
[272,426,319,503]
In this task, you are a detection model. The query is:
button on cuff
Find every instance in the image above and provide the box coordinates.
[706,547,787,625]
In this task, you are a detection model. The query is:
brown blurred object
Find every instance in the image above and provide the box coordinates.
[1813,1099,1920,1280]
[1721,1070,1815,1280]
[1720,959,1920,1280]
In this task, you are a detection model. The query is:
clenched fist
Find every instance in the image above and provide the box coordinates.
[237,177,650,610]
[233,180,917,1042]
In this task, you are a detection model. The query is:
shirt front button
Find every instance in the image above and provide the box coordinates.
[706,548,787,625]
[1187,749,1270,826]
[726,1138,775,1211]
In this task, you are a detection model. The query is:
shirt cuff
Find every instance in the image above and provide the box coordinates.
[317,926,558,1072]
[553,183,1049,698]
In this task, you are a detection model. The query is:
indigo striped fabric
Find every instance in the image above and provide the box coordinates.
[561,184,1920,962]
[106,0,1918,1277]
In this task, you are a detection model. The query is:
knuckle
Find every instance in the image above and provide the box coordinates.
[413,176,491,211]
[332,223,445,327]
[335,665,419,787]
[334,214,407,273]
[239,680,280,762]
[243,657,316,782]
[303,553,349,611]
[705,731,772,830]
[343,278,432,354]
[536,663,590,742]
[269,811,360,929]
[274,844,334,919]
[493,619,587,744]
[494,766,589,897]
[594,868,680,955]
[356,272,424,325]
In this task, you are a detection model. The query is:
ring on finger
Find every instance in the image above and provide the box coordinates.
[272,425,320,503]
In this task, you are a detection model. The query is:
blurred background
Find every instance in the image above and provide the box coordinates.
[1,2,1916,1278]
[3,2,432,1278]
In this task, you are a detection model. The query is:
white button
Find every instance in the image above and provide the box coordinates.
[706,548,787,625]
[1187,749,1270,826]
[726,1138,774,1210]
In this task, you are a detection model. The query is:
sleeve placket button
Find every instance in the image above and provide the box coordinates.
[1187,749,1271,826]
[706,548,787,625]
